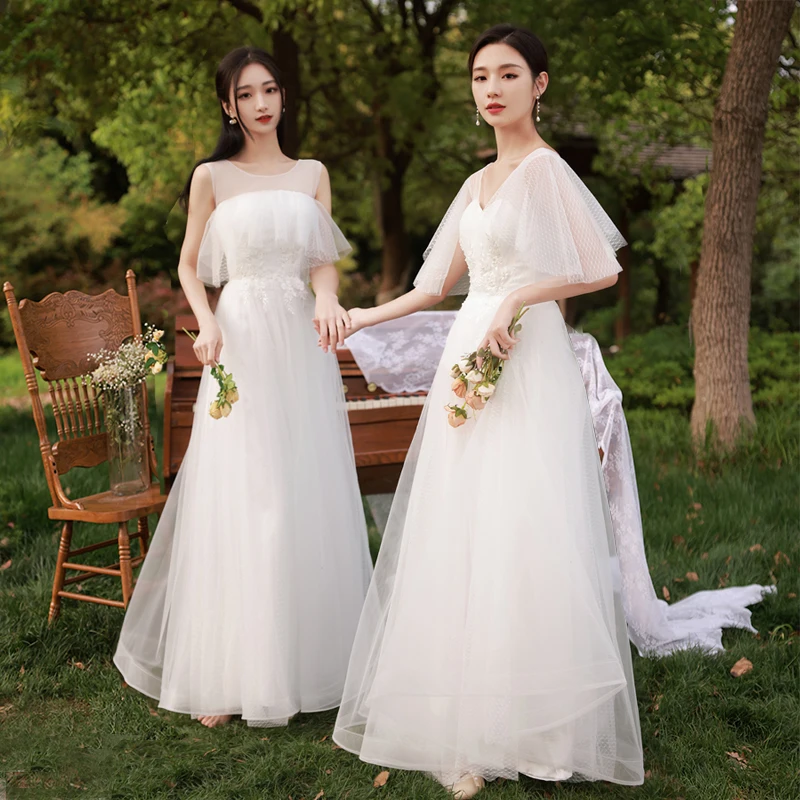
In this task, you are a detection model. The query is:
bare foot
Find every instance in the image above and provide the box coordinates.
[197,714,233,728]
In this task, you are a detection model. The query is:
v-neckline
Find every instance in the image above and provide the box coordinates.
[476,147,557,211]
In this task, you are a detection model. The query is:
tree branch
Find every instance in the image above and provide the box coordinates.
[224,0,264,24]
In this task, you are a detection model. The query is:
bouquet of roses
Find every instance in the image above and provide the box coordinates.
[445,304,528,428]
[183,328,239,419]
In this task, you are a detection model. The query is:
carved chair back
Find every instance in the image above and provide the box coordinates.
[3,271,153,510]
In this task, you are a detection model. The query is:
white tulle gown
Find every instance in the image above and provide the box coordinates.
[114,159,373,726]
[333,149,644,785]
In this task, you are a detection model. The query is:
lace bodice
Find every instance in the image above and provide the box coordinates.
[196,159,350,293]
[415,149,626,298]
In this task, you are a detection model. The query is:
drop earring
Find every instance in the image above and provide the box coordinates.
[475,106,481,126]
[535,95,541,123]
[229,117,238,125]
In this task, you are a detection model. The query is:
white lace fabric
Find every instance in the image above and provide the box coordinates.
[196,159,351,291]
[413,149,625,298]
[347,314,775,656]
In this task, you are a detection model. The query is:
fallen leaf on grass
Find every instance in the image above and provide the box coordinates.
[0,704,13,715]
[644,770,652,779]
[692,502,702,510]
[260,737,270,741]
[71,661,86,670]
[718,573,729,588]
[672,535,686,547]
[373,770,390,787]
[787,592,797,599]
[701,552,709,560]
[686,572,699,582]
[148,707,159,717]
[318,735,328,742]
[331,744,342,750]
[6,522,14,529]
[19,665,24,676]
[774,551,790,566]
[726,751,750,768]
[0,559,11,571]
[661,586,671,601]
[730,658,753,678]
[313,791,324,800]
[0,537,9,547]
[203,748,217,757]
[749,544,764,553]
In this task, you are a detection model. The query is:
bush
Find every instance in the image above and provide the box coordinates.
[605,326,799,412]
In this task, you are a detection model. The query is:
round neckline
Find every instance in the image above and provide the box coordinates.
[224,159,302,177]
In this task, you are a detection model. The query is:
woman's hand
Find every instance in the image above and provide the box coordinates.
[314,292,351,353]
[478,299,520,363]
[193,320,224,366]
[344,307,376,337]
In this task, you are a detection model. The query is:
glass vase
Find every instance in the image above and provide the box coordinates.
[104,384,149,496]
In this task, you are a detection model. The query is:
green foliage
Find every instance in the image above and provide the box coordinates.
[605,326,800,412]
[0,400,796,798]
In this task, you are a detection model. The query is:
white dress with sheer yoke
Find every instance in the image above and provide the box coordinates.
[333,150,645,785]
[114,159,373,726]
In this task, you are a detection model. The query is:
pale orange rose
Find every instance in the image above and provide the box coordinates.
[209,401,222,419]
[451,378,467,398]
[465,391,486,410]
[220,402,232,418]
[447,410,467,428]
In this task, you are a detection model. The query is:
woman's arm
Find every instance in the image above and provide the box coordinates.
[176,165,222,366]
[481,273,620,360]
[311,164,352,353]
[348,243,468,333]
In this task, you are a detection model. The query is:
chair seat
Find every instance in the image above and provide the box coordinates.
[48,484,167,523]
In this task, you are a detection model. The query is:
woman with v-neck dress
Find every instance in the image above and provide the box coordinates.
[113,47,372,729]
[333,25,643,797]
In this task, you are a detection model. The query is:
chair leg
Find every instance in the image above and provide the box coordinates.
[118,522,134,607]
[49,520,73,623]
[137,516,150,557]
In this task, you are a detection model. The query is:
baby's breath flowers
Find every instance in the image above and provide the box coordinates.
[445,304,528,428]
[182,328,240,420]
[89,325,168,392]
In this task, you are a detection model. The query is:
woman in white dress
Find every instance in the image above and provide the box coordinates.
[333,25,644,796]
[114,47,372,728]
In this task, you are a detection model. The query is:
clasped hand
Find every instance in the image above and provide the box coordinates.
[314,293,351,353]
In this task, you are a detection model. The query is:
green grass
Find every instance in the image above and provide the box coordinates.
[0,401,797,800]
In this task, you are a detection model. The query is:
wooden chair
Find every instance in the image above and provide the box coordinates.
[3,270,167,621]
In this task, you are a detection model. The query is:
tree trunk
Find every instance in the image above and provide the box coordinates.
[375,114,412,303]
[273,24,300,158]
[690,0,793,447]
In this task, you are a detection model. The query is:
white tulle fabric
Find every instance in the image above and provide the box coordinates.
[334,152,644,785]
[348,316,775,656]
[414,149,625,297]
[114,160,373,726]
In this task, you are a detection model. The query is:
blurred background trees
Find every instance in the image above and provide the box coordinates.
[1,0,797,442]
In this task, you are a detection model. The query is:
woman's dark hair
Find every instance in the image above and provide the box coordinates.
[179,46,285,211]
[468,24,548,79]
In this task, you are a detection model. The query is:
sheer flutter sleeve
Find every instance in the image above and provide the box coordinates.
[511,152,625,288]
[196,213,227,288]
[412,177,474,297]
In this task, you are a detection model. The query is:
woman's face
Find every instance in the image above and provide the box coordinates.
[471,42,546,129]
[225,62,283,133]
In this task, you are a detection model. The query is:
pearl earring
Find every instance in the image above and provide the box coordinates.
[535,95,541,123]
[229,117,237,125]
[475,106,481,126]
